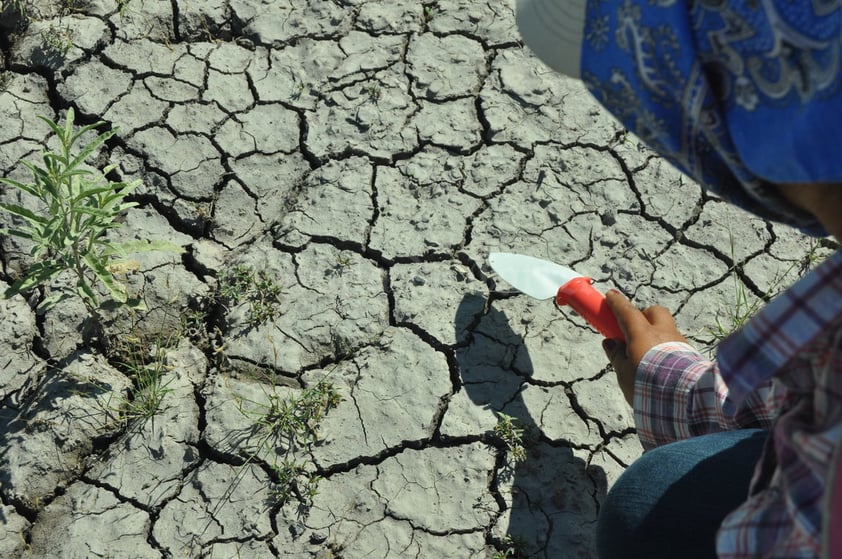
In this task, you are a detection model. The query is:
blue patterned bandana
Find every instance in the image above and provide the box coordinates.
[579,0,842,237]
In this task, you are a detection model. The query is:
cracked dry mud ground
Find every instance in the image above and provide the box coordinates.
[0,1,836,558]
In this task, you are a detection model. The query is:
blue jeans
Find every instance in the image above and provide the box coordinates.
[596,429,767,559]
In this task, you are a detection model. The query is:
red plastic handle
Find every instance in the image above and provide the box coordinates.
[556,277,625,341]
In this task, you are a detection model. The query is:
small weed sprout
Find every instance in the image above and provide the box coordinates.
[255,380,342,447]
[271,458,308,504]
[327,252,354,278]
[104,319,185,423]
[112,340,174,422]
[217,264,283,327]
[493,535,528,559]
[41,22,73,55]
[709,274,761,342]
[179,306,210,347]
[271,458,322,507]
[4,0,82,22]
[291,81,309,100]
[707,221,831,345]
[0,108,180,325]
[5,0,26,18]
[335,253,353,270]
[364,85,381,102]
[236,379,342,509]
[494,412,526,464]
[798,237,831,275]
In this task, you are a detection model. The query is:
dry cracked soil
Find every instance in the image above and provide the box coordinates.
[0,1,835,558]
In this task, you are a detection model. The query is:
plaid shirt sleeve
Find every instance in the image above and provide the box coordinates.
[633,341,775,451]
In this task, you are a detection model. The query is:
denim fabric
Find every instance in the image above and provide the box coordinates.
[596,429,767,559]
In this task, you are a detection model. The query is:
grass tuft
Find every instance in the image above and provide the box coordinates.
[235,377,343,510]
[107,329,177,423]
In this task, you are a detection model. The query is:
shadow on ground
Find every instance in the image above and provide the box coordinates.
[455,295,608,558]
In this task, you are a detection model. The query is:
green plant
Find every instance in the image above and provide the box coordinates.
[40,22,73,55]
[364,85,381,102]
[271,458,321,507]
[707,221,830,345]
[217,264,283,327]
[335,252,353,271]
[291,81,308,100]
[494,412,526,464]
[611,127,635,149]
[272,458,306,503]
[179,306,210,347]
[111,336,174,422]
[0,108,178,322]
[205,377,341,527]
[247,379,342,447]
[4,0,81,22]
[235,378,342,508]
[493,535,527,559]
[4,0,26,18]
[709,270,761,342]
[798,237,831,275]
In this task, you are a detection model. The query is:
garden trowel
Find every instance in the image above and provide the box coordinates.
[488,252,625,341]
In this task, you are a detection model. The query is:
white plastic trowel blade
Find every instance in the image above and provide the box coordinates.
[488,252,583,300]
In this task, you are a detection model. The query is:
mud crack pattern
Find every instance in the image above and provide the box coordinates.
[0,1,833,558]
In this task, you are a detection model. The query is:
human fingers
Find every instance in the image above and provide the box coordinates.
[604,290,650,339]
[642,305,677,327]
[605,291,687,364]
[641,305,687,342]
[602,338,635,406]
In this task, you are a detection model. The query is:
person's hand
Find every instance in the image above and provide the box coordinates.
[602,290,688,406]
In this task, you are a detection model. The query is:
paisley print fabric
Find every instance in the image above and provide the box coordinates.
[580,0,842,237]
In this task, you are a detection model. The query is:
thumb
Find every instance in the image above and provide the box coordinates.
[602,339,636,406]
